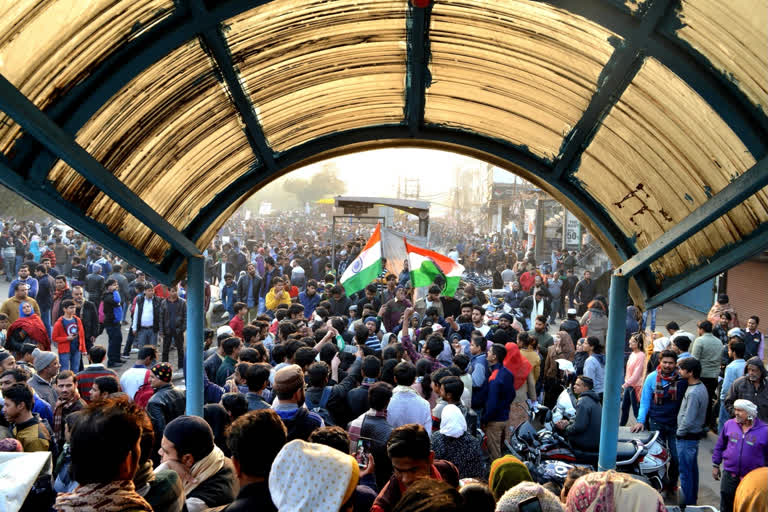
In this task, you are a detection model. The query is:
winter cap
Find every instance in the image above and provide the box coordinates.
[364,316,377,325]
[151,362,173,383]
[567,308,577,315]
[269,440,359,512]
[733,399,758,418]
[273,364,304,395]
[163,415,215,462]
[499,313,514,322]
[33,351,57,372]
[216,325,235,338]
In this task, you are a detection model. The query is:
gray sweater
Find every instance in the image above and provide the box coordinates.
[676,381,708,438]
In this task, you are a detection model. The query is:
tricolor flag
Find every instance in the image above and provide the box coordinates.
[340,223,383,297]
[405,239,465,297]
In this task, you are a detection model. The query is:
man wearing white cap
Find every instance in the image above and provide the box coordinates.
[712,399,768,512]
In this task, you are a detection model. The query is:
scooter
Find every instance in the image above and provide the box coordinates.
[506,401,669,490]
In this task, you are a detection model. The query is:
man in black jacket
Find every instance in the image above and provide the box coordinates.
[72,285,99,354]
[223,410,286,512]
[160,284,187,370]
[237,263,262,322]
[305,357,362,427]
[85,264,105,309]
[347,356,381,422]
[160,415,237,511]
[212,253,235,287]
[573,270,596,316]
[102,279,125,367]
[258,257,280,315]
[33,264,54,338]
[147,362,186,465]
[555,375,601,453]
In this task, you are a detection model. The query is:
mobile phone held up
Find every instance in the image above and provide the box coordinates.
[354,438,372,469]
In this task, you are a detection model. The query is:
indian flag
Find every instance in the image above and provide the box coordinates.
[405,239,465,297]
[340,223,383,296]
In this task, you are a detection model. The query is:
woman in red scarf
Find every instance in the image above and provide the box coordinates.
[504,342,537,428]
[7,301,50,351]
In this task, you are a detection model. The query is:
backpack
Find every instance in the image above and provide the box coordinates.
[134,370,154,409]
[97,301,105,324]
[305,386,335,426]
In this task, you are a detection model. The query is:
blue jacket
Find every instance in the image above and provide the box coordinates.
[637,370,687,427]
[299,291,321,319]
[9,277,39,299]
[221,283,237,315]
[470,353,489,410]
[482,363,516,424]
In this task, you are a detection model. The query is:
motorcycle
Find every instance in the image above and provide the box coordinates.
[506,401,669,490]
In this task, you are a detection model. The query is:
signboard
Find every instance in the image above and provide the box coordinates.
[565,211,581,248]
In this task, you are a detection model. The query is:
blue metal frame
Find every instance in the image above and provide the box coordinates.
[167,123,644,285]
[189,0,277,172]
[0,74,201,259]
[598,272,629,470]
[618,156,768,278]
[0,161,172,282]
[645,221,768,308]
[185,255,205,416]
[405,2,432,136]
[551,0,676,180]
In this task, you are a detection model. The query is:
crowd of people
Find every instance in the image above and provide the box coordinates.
[0,213,765,512]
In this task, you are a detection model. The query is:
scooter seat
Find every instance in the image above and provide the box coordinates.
[616,441,641,461]
[618,427,654,445]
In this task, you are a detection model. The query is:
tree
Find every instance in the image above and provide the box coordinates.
[281,162,347,206]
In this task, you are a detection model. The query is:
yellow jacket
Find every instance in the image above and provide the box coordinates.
[265,288,291,311]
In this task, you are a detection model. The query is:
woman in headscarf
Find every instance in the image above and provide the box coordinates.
[580,301,608,345]
[7,301,50,351]
[430,404,487,479]
[496,482,564,512]
[565,470,665,512]
[269,439,360,512]
[733,467,768,512]
[573,338,588,377]
[488,455,533,500]
[503,342,536,428]
[543,331,576,408]
[29,238,41,262]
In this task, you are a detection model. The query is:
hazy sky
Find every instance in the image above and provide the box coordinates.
[275,147,522,206]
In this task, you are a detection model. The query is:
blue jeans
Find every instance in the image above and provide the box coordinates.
[649,419,679,490]
[718,401,731,434]
[620,387,639,426]
[39,307,52,340]
[14,255,23,274]
[2,250,15,280]
[257,296,266,314]
[642,308,657,331]
[676,438,700,505]
[136,328,157,347]
[58,345,80,372]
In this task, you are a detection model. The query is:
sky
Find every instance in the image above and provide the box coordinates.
[267,147,523,205]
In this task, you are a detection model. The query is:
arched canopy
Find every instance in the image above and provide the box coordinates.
[1,0,767,306]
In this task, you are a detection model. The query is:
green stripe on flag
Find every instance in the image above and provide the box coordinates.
[442,276,460,297]
[410,260,442,288]
[340,260,382,297]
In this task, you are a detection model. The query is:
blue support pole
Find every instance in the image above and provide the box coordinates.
[185,256,205,417]
[598,271,629,471]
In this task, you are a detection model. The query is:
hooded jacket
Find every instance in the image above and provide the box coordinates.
[566,389,602,451]
[713,417,768,478]
[725,357,768,422]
